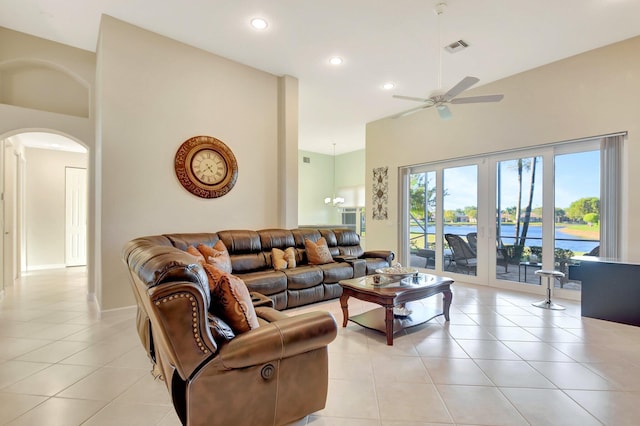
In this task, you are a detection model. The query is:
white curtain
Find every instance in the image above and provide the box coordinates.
[600,134,625,259]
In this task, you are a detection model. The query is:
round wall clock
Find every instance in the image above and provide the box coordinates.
[174,136,238,198]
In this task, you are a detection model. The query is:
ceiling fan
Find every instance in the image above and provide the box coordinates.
[392,3,503,119]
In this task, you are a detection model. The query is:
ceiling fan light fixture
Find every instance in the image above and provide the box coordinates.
[436,104,452,120]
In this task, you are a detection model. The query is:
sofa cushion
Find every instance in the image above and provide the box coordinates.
[317,262,354,283]
[217,230,262,253]
[339,245,365,258]
[198,241,232,273]
[284,266,324,290]
[334,229,365,258]
[237,270,288,295]
[304,237,335,265]
[291,228,322,248]
[165,233,219,251]
[203,264,259,334]
[230,252,268,273]
[258,229,296,250]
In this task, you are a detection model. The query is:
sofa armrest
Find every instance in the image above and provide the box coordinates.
[148,281,218,380]
[363,250,395,264]
[214,311,337,369]
[250,291,274,308]
[334,255,357,262]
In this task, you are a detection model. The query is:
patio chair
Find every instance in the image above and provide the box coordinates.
[445,234,477,274]
[585,245,600,256]
[466,232,478,252]
[467,232,509,272]
[497,241,509,272]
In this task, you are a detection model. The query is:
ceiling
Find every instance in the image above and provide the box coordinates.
[3,0,640,155]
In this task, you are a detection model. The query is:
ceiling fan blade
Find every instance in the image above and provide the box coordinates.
[436,104,452,120]
[442,76,480,101]
[391,104,434,119]
[392,94,434,103]
[450,94,504,104]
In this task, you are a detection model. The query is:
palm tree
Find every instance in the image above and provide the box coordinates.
[511,157,537,260]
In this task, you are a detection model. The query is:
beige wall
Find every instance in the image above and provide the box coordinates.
[25,148,87,268]
[298,150,340,226]
[297,149,365,226]
[0,27,95,144]
[366,36,640,261]
[336,149,365,208]
[96,16,295,310]
[0,27,95,294]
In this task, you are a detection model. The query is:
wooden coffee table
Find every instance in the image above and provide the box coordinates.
[339,273,453,345]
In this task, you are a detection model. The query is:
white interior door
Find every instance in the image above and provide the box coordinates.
[3,143,17,287]
[65,167,87,266]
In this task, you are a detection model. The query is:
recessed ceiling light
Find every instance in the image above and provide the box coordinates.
[329,56,343,65]
[250,18,268,30]
[382,82,395,90]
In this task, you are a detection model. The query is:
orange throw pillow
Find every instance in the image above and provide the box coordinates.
[202,263,225,291]
[198,240,232,273]
[186,245,205,264]
[304,237,335,265]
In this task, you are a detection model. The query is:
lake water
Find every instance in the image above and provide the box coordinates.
[411,224,598,253]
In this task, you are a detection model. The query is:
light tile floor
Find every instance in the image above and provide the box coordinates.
[2,268,640,425]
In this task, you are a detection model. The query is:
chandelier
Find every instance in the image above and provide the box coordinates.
[324,143,344,206]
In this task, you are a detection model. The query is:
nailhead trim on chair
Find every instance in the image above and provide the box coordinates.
[155,293,210,354]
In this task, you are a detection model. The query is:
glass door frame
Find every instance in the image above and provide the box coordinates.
[400,157,487,285]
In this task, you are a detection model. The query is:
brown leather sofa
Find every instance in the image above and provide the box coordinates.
[123,234,339,426]
[156,227,394,310]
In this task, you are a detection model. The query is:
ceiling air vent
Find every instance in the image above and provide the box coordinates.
[445,39,469,53]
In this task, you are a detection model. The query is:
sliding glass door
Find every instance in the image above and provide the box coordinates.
[495,155,544,286]
[407,170,437,270]
[404,162,481,280]
[553,146,601,292]
[443,165,478,276]
[401,136,612,298]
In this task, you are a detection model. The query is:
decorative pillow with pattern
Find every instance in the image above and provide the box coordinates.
[210,272,259,334]
[198,240,232,273]
[272,247,297,270]
[304,237,335,265]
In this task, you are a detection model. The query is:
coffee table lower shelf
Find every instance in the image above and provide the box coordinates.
[348,302,443,338]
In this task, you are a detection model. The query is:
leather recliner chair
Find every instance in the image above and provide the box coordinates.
[124,237,338,426]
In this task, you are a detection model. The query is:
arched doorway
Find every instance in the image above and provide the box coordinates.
[2,131,88,292]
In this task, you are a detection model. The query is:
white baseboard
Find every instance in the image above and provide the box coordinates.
[100,304,137,314]
[27,264,66,271]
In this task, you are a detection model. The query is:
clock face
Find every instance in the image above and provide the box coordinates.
[175,136,238,198]
[191,149,228,185]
